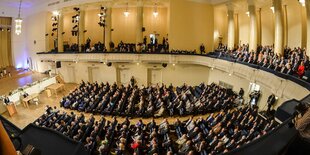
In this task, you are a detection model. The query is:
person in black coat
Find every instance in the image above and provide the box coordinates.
[3,96,10,105]
[267,94,276,114]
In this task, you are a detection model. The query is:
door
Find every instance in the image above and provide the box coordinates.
[150,69,162,86]
[67,67,76,83]
[88,67,100,83]
[119,69,130,85]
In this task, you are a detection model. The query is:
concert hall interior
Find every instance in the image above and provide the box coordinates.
[0,0,310,155]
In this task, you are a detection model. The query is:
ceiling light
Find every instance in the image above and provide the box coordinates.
[299,0,306,6]
[153,2,159,17]
[124,2,129,17]
[270,6,274,13]
[153,11,158,17]
[52,10,60,16]
[15,0,23,35]
[124,11,129,17]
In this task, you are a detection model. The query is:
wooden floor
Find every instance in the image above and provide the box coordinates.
[0,68,48,96]
[2,82,211,129]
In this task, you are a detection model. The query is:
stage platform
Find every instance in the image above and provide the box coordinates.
[0,67,48,96]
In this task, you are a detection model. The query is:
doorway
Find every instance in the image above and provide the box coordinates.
[67,66,76,83]
[147,69,162,86]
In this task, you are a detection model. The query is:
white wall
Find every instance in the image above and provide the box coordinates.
[52,62,210,87]
[25,12,48,71]
[11,20,28,68]
[11,11,48,71]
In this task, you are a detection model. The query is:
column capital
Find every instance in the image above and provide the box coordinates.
[104,1,113,8]
[137,0,143,7]
[247,0,255,6]
[226,2,234,11]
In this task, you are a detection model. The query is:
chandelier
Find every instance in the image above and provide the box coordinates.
[15,0,23,35]
[124,2,130,17]
[153,2,158,17]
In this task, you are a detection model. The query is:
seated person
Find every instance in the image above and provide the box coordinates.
[23,92,29,98]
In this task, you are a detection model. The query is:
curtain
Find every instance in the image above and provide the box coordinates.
[0,17,12,68]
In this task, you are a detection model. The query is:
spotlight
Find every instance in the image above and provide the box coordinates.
[162,63,167,68]
[172,63,175,66]
[98,13,105,17]
[106,62,112,67]
[73,7,80,12]
[52,10,60,16]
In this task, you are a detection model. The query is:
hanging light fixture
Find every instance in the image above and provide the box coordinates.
[124,2,130,17]
[15,0,23,35]
[153,2,159,17]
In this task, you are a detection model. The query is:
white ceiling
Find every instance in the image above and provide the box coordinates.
[0,0,279,18]
[0,0,47,17]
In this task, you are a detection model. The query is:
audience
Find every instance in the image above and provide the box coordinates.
[34,105,278,155]
[60,81,240,117]
[212,44,310,80]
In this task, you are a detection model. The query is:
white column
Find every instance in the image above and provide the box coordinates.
[274,0,284,55]
[105,7,112,51]
[283,5,288,48]
[136,0,143,46]
[306,0,310,55]
[248,0,257,51]
[57,10,64,52]
[227,4,235,50]
[257,8,262,46]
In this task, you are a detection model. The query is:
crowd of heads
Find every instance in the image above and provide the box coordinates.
[60,81,240,118]
[34,105,278,155]
[216,44,310,78]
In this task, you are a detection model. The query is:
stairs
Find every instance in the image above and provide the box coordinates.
[301,94,310,104]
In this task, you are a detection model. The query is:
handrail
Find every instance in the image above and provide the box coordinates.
[37,51,310,91]
[226,117,296,155]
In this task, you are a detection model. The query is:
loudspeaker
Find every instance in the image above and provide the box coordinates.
[302,70,310,82]
[22,145,41,155]
[275,99,300,122]
[106,62,112,67]
[56,61,61,68]
[162,63,167,68]
[142,27,145,32]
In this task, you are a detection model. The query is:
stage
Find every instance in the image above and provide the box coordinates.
[0,67,48,96]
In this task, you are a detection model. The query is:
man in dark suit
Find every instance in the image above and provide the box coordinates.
[267,94,276,114]
[3,96,10,105]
